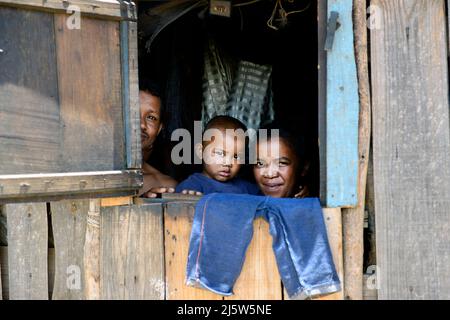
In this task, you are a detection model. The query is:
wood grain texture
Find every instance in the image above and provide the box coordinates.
[325,0,360,207]
[371,0,450,299]
[54,14,125,172]
[50,200,89,300]
[100,203,165,299]
[341,0,372,300]
[83,199,101,299]
[164,202,222,300]
[1,246,56,300]
[121,20,142,169]
[225,218,282,300]
[5,203,48,299]
[0,7,60,174]
[0,0,133,20]
[0,170,143,201]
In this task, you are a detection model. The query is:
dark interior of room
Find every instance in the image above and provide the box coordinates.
[137,0,319,196]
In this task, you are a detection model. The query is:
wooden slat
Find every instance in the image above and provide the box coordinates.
[0,0,135,20]
[100,196,133,207]
[1,246,56,300]
[315,208,344,300]
[325,0,360,207]
[341,0,372,300]
[164,202,222,300]
[5,203,48,299]
[0,7,60,175]
[371,0,450,299]
[121,20,142,169]
[54,14,125,172]
[224,218,282,300]
[100,204,165,299]
[0,170,142,201]
[83,199,101,300]
[51,200,89,299]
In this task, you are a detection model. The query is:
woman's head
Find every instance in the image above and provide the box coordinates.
[253,128,305,198]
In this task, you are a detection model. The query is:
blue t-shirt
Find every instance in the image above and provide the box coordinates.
[175,173,261,195]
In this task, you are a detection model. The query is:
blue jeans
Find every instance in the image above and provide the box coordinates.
[186,194,341,299]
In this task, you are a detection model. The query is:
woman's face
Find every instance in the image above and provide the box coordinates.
[253,138,299,198]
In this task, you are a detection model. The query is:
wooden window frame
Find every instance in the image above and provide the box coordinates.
[0,0,142,202]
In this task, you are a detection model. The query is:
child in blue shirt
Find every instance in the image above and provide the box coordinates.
[176,116,260,195]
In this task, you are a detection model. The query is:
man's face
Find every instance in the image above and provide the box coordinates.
[199,130,246,182]
[253,138,299,198]
[140,90,162,152]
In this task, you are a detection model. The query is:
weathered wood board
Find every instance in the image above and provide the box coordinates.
[0,8,60,174]
[325,0,360,207]
[50,200,89,300]
[54,14,125,172]
[164,202,222,300]
[100,203,165,299]
[371,0,450,299]
[5,203,48,299]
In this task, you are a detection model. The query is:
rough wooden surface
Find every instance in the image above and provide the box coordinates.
[100,203,165,299]
[224,218,282,300]
[164,202,222,300]
[1,246,55,300]
[371,0,450,299]
[0,0,133,20]
[0,170,142,201]
[0,8,60,174]
[54,14,125,172]
[5,203,48,299]
[341,0,372,300]
[121,20,142,169]
[325,0,360,207]
[50,200,89,300]
[83,199,101,300]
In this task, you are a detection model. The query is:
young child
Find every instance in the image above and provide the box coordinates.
[175,116,260,195]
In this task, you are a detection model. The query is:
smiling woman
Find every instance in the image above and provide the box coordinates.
[253,127,309,198]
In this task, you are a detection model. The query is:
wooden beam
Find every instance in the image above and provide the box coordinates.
[341,0,372,300]
[0,0,136,21]
[121,20,142,169]
[371,0,450,299]
[0,170,142,201]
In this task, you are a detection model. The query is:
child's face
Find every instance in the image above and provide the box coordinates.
[199,130,246,182]
[253,138,299,198]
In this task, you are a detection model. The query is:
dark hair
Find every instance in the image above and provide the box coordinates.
[204,115,247,133]
[139,77,161,99]
[258,124,306,161]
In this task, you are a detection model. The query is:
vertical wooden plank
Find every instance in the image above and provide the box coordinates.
[54,14,125,172]
[100,203,164,299]
[315,208,344,300]
[341,0,372,300]
[325,0,360,207]
[164,202,222,300]
[5,203,48,299]
[120,19,142,169]
[50,200,89,300]
[225,218,282,300]
[371,0,450,299]
[83,199,101,300]
[0,7,60,174]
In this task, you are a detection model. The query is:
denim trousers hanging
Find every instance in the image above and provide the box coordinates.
[186,193,341,299]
